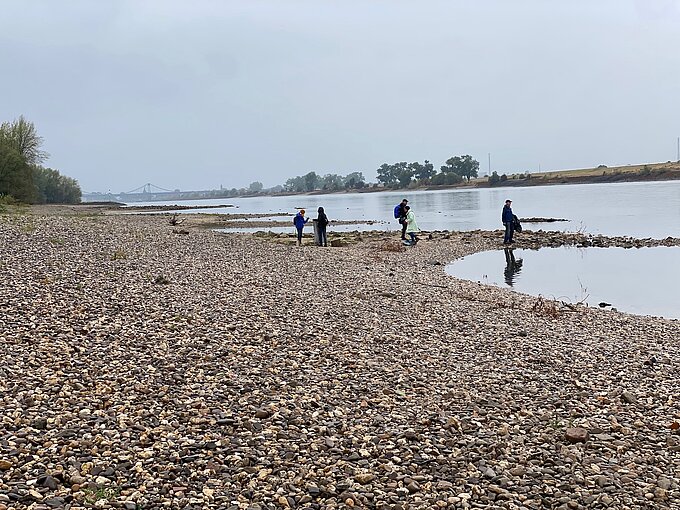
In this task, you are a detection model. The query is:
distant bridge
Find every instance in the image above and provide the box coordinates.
[125,183,175,194]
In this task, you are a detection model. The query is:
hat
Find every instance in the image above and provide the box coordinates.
[505,199,512,203]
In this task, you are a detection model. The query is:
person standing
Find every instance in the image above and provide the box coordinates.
[502,199,514,244]
[404,205,420,245]
[316,207,329,247]
[294,209,309,246]
[394,198,409,240]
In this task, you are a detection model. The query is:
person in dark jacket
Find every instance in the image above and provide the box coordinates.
[293,209,309,246]
[397,198,408,240]
[502,199,514,244]
[316,207,329,247]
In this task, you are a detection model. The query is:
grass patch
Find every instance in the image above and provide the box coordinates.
[83,486,120,504]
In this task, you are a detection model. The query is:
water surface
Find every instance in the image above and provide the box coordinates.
[126,180,680,238]
[445,246,680,319]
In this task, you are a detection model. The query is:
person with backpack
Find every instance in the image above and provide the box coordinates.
[393,198,408,240]
[316,207,329,247]
[293,209,309,246]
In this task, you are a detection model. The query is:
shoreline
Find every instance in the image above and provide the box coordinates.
[83,163,680,203]
[1,209,678,509]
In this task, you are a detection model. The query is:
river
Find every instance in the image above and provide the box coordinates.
[127,180,680,238]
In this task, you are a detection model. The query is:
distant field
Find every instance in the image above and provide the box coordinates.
[529,161,680,179]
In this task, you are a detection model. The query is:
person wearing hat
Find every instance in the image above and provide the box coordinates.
[293,209,309,246]
[502,199,514,244]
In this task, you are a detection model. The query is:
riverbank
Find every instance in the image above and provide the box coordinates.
[1,210,678,509]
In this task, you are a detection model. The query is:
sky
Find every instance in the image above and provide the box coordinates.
[1,0,679,192]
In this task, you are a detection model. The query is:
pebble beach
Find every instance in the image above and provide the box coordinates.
[1,208,679,510]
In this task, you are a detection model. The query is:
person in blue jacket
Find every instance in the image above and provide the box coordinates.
[294,209,309,246]
[502,199,514,244]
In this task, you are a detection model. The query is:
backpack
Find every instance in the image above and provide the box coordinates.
[393,204,401,219]
[512,215,522,233]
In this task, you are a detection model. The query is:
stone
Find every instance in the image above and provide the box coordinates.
[621,391,637,404]
[565,427,589,443]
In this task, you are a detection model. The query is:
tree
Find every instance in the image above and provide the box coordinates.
[392,162,413,187]
[248,181,263,192]
[303,171,320,191]
[376,163,397,186]
[441,155,479,181]
[284,176,305,192]
[32,166,81,204]
[410,160,435,181]
[0,140,36,202]
[343,172,365,189]
[321,173,343,191]
[0,116,49,166]
[488,171,500,186]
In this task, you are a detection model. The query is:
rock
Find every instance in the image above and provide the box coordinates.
[355,473,375,484]
[38,475,59,490]
[621,391,637,404]
[657,476,672,490]
[0,460,12,470]
[254,408,270,419]
[565,427,589,443]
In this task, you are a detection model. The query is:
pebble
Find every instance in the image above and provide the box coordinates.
[0,209,678,509]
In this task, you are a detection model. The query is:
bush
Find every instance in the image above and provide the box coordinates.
[430,172,462,185]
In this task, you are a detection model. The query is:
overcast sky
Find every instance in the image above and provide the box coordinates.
[1,0,679,192]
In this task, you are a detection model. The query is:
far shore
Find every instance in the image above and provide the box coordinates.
[82,160,680,204]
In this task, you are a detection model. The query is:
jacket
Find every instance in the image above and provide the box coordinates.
[317,211,329,228]
[405,210,419,233]
[294,212,308,229]
[502,205,513,224]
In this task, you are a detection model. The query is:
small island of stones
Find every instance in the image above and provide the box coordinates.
[1,207,678,510]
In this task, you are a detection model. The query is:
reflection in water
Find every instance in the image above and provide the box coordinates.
[503,248,523,286]
[445,246,680,319]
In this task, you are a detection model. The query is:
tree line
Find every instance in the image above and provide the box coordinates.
[267,155,480,194]
[376,155,479,187]
[0,116,81,204]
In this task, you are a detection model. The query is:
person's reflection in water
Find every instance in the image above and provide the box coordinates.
[504,248,523,286]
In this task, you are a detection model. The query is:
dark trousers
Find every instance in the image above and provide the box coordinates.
[503,222,514,244]
[296,227,303,244]
[400,219,407,239]
[318,227,327,246]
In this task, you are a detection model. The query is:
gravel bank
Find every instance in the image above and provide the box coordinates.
[1,211,678,510]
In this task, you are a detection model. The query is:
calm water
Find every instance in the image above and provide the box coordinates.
[445,246,680,319]
[127,180,680,238]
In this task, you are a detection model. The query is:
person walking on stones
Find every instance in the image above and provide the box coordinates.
[393,198,408,240]
[404,205,420,245]
[316,207,329,247]
[293,209,309,246]
[502,199,514,244]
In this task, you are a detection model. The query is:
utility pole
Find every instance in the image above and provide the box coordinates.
[677,137,679,162]
[488,153,491,175]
